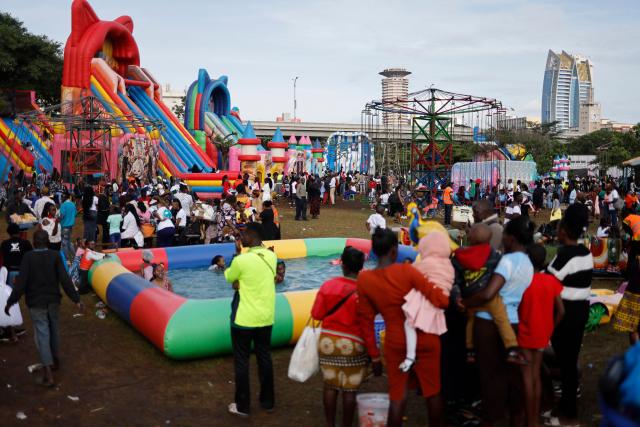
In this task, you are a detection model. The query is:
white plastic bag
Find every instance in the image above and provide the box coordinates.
[0,267,22,327]
[287,324,320,382]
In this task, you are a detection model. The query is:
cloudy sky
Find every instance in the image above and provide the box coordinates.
[5,0,640,124]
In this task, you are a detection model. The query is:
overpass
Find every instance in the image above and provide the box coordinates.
[251,120,475,143]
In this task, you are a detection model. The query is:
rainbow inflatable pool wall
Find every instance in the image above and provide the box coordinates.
[89,238,417,360]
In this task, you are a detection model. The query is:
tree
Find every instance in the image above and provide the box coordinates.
[495,124,563,174]
[211,134,236,170]
[0,13,63,108]
[171,95,186,121]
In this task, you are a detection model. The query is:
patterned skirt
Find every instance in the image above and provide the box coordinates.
[612,291,640,333]
[309,196,321,216]
[318,332,369,391]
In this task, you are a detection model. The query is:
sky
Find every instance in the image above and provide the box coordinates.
[5,0,640,124]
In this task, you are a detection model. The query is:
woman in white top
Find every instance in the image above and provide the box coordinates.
[154,201,176,247]
[121,204,143,248]
[262,180,272,203]
[172,199,188,245]
[82,185,99,242]
[39,202,62,251]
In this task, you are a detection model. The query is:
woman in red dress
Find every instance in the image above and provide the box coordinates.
[358,228,449,427]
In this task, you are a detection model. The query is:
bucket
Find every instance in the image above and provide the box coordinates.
[357,393,389,427]
[141,223,155,238]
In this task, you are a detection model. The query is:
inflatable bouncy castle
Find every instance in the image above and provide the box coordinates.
[325,131,374,174]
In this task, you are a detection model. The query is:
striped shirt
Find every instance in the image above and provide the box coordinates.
[547,245,593,301]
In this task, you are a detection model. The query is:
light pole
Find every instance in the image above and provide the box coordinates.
[293,76,299,120]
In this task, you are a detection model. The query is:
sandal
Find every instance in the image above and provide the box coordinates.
[466,350,476,364]
[228,403,249,418]
[506,349,529,365]
[35,375,55,388]
[543,416,581,427]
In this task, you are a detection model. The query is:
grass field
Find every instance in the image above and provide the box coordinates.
[0,199,630,426]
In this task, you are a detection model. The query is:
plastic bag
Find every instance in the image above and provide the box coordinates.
[287,324,320,382]
[0,267,22,327]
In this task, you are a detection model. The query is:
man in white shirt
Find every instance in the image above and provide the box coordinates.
[175,184,194,218]
[504,196,522,225]
[329,174,336,205]
[33,187,55,221]
[569,187,577,205]
[379,192,390,209]
[366,205,386,235]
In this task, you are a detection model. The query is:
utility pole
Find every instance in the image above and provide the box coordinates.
[293,76,299,120]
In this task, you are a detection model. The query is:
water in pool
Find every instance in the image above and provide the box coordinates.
[169,256,376,299]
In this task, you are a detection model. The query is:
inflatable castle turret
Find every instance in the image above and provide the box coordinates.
[298,135,312,173]
[237,121,261,178]
[286,135,297,174]
[311,138,324,175]
[268,127,288,176]
[551,155,570,180]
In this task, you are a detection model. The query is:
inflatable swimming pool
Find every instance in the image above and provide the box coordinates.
[89,238,417,359]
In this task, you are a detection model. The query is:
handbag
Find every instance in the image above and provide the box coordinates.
[287,290,356,382]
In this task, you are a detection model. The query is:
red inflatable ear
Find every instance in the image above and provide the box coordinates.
[115,15,134,33]
[69,0,99,45]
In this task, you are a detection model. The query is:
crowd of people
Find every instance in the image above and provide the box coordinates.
[1,164,639,426]
[307,202,605,427]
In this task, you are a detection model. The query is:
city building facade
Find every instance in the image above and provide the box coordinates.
[542,50,599,134]
[379,68,411,128]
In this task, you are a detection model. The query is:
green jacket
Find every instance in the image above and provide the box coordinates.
[225,246,277,328]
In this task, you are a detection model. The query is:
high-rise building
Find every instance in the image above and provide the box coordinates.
[161,84,186,113]
[379,68,411,127]
[541,50,595,132]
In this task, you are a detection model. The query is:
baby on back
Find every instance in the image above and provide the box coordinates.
[400,231,454,371]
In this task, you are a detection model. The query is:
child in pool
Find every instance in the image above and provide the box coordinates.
[276,261,286,284]
[139,250,155,281]
[209,255,225,272]
[400,231,454,372]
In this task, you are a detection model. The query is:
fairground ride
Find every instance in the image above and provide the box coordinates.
[14,96,164,185]
[362,87,503,189]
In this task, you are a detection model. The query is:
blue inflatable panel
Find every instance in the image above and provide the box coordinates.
[165,243,236,268]
[106,272,153,324]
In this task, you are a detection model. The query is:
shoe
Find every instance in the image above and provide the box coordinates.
[399,358,415,372]
[506,348,528,365]
[15,328,26,337]
[228,403,249,418]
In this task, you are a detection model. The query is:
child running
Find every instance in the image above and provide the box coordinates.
[400,231,454,372]
[545,203,593,427]
[106,205,123,248]
[519,244,565,427]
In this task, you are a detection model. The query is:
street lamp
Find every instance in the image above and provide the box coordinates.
[293,76,299,120]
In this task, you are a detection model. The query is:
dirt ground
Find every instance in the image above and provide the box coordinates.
[0,198,630,426]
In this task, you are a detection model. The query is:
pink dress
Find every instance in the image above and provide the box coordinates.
[402,231,454,335]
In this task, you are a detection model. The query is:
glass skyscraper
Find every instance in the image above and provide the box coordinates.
[541,50,593,131]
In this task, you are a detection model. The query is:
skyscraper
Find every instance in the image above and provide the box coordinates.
[541,50,594,132]
[379,68,411,127]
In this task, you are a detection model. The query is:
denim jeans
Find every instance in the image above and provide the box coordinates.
[61,226,74,263]
[609,209,618,227]
[232,325,274,414]
[109,232,121,247]
[444,204,453,225]
[83,211,97,242]
[29,303,61,366]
